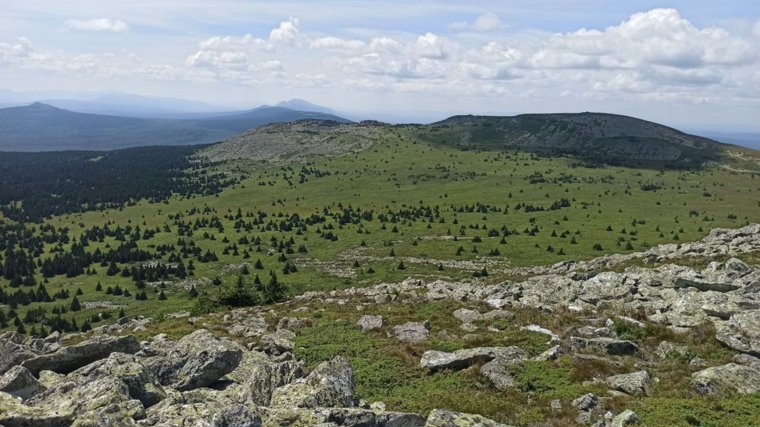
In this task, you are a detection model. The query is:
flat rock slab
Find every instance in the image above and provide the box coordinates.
[716,311,760,356]
[569,337,638,356]
[692,363,760,395]
[605,370,652,396]
[21,335,140,376]
[420,346,525,371]
[393,321,430,343]
[356,315,384,332]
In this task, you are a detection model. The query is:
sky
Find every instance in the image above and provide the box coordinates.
[1,1,760,129]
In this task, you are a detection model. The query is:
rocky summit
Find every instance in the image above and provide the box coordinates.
[1,224,760,426]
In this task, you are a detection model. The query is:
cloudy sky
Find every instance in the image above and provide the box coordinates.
[2,1,760,129]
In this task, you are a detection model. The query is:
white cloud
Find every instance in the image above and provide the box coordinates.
[269,18,300,46]
[64,18,130,33]
[451,12,503,31]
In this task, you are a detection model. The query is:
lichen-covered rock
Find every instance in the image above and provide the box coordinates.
[0,393,72,427]
[146,329,243,391]
[258,329,296,356]
[21,335,140,376]
[569,337,638,356]
[66,352,165,407]
[393,321,430,343]
[609,409,639,427]
[605,371,651,397]
[225,350,306,406]
[0,333,38,376]
[356,315,384,332]
[270,356,356,409]
[420,347,525,372]
[716,311,760,356]
[692,363,760,395]
[0,366,46,400]
[453,308,482,324]
[144,401,262,427]
[424,409,511,427]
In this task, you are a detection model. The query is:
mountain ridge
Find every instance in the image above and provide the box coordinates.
[0,103,351,151]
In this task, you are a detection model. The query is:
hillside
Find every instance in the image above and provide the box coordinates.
[203,119,384,162]
[419,113,726,167]
[0,103,350,151]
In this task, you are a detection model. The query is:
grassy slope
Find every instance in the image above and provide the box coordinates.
[2,125,760,425]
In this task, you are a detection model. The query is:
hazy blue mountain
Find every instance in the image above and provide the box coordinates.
[275,98,337,115]
[0,103,351,151]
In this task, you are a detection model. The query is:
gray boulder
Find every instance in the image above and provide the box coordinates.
[453,308,482,324]
[692,363,760,395]
[572,393,599,411]
[259,329,296,356]
[393,321,430,343]
[147,329,243,391]
[356,315,384,332]
[21,335,140,375]
[605,371,651,396]
[424,409,510,427]
[716,311,760,356]
[0,366,45,400]
[0,391,73,427]
[569,337,638,356]
[270,356,356,409]
[0,333,37,376]
[420,347,525,372]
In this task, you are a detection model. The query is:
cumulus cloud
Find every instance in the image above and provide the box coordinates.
[64,18,130,33]
[451,12,503,31]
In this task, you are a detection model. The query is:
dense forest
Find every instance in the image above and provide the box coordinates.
[0,146,239,221]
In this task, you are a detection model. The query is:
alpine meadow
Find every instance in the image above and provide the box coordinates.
[1,2,760,427]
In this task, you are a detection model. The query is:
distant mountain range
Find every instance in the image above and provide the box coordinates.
[0,103,351,151]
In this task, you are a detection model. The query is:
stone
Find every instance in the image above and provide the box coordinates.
[0,391,74,427]
[21,335,140,376]
[576,326,613,338]
[733,353,760,370]
[356,315,384,332]
[605,371,651,396]
[569,337,638,356]
[675,271,739,293]
[453,308,483,324]
[0,366,45,401]
[520,325,560,341]
[270,356,356,409]
[656,341,690,359]
[572,393,599,411]
[716,311,760,356]
[325,408,425,427]
[393,321,430,343]
[259,329,296,355]
[147,329,243,391]
[480,360,517,391]
[277,317,312,330]
[692,363,760,395]
[0,334,37,376]
[420,347,526,372]
[610,409,639,427]
[533,345,561,361]
[424,409,510,427]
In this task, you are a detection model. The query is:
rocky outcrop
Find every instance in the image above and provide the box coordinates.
[692,363,760,395]
[569,337,638,356]
[716,311,760,356]
[21,335,140,375]
[0,365,45,400]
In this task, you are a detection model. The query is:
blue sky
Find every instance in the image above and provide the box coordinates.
[2,1,760,129]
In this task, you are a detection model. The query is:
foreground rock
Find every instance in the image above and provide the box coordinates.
[692,363,760,395]
[0,365,46,400]
[270,356,357,409]
[145,329,242,391]
[21,335,140,376]
[716,311,760,356]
